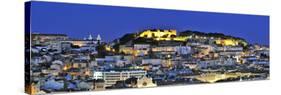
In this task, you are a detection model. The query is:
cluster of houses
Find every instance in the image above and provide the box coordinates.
[27,29,269,94]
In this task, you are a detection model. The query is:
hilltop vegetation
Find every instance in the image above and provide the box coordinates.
[114,29,248,47]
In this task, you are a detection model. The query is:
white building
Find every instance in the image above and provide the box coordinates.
[92,71,147,87]
[134,44,150,56]
[141,59,162,65]
[175,46,192,55]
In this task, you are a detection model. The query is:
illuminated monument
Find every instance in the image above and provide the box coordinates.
[138,29,188,41]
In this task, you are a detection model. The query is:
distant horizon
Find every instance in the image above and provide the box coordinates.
[30,1,269,45]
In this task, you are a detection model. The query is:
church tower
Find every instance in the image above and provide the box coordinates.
[96,34,101,44]
[88,34,93,40]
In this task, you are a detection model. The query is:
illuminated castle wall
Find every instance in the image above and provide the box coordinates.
[215,39,247,46]
[138,29,188,41]
[139,29,176,41]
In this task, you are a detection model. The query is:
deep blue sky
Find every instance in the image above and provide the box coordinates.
[30,1,269,45]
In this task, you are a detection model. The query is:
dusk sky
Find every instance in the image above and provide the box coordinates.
[30,1,269,45]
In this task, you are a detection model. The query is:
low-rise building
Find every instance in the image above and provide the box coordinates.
[31,33,68,45]
[133,44,150,56]
[92,70,147,87]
